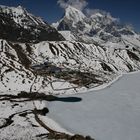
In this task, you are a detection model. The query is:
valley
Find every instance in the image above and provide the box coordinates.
[0,4,140,140]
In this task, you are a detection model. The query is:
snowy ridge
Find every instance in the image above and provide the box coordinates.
[0,5,46,27]
[52,6,86,29]
[0,5,65,42]
[1,39,140,94]
[64,6,86,23]
[52,5,138,45]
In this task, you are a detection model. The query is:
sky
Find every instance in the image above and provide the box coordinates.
[0,0,140,32]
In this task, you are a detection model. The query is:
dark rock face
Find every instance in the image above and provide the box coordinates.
[0,5,65,42]
[57,19,73,31]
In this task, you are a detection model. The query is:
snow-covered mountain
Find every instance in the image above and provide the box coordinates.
[1,39,140,94]
[0,5,65,42]
[0,5,140,93]
[0,5,140,139]
[52,6,140,45]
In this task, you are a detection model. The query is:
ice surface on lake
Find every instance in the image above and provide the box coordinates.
[47,71,140,140]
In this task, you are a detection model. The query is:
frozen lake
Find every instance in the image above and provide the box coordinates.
[47,72,140,140]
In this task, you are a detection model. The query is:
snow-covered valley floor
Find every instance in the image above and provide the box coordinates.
[47,71,140,140]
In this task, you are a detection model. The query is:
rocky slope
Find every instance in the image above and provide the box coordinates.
[0,5,65,42]
[1,39,140,94]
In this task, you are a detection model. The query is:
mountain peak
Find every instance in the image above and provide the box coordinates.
[16,5,26,12]
[64,5,86,22]
[52,5,136,43]
[0,5,65,42]
[0,4,26,15]
[17,5,24,9]
[90,9,117,23]
[66,5,81,12]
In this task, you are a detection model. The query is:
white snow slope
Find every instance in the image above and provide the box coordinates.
[47,71,140,140]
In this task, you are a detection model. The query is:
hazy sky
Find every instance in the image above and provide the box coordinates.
[0,0,139,32]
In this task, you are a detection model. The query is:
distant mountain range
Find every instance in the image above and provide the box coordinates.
[52,6,139,45]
